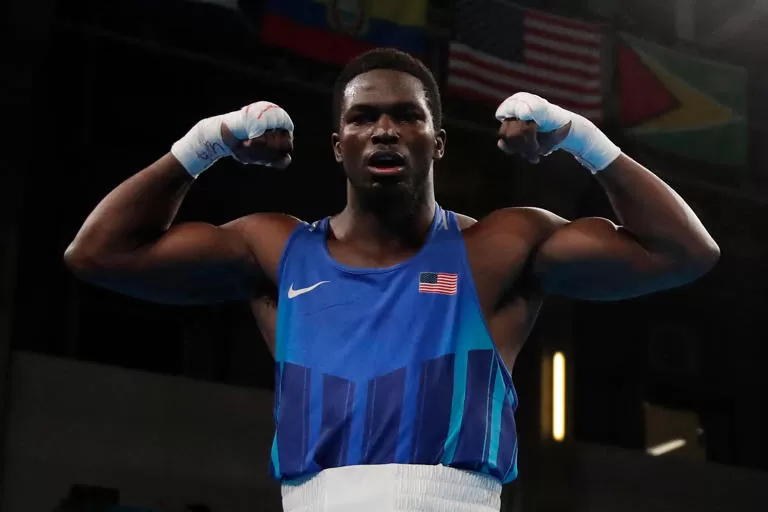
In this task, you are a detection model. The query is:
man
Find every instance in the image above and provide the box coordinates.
[65,48,719,511]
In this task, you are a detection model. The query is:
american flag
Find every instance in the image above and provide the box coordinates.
[447,0,604,122]
[419,272,459,295]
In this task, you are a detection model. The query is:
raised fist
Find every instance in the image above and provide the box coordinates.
[495,92,572,164]
[220,101,295,169]
[494,92,620,172]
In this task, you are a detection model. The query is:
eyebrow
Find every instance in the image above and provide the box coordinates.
[345,101,425,113]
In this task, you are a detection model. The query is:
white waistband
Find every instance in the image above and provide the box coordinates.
[281,464,502,512]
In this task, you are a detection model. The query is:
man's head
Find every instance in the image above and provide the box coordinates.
[331,48,446,212]
[332,48,443,132]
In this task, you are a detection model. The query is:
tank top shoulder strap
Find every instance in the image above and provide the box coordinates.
[277,217,330,283]
[430,206,463,239]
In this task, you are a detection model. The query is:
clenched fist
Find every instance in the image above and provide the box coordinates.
[221,101,294,169]
[171,101,295,177]
[495,92,620,173]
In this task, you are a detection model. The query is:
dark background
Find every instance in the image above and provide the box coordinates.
[3,0,768,510]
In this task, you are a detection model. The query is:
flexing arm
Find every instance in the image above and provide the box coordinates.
[64,102,297,304]
[533,155,718,299]
[494,93,719,300]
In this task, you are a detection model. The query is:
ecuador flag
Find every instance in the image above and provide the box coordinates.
[261,0,428,66]
[618,33,747,168]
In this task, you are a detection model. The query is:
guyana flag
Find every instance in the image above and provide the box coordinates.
[618,33,748,167]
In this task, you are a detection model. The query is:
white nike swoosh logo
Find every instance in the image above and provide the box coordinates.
[287,281,330,299]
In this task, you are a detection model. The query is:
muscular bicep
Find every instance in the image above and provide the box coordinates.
[69,221,260,304]
[532,217,677,300]
[69,214,298,305]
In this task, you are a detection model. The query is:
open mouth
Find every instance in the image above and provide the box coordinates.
[366,150,407,174]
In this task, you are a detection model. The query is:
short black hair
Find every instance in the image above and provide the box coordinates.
[332,48,442,131]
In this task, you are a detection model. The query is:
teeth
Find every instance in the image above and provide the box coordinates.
[369,151,404,166]
[370,158,403,166]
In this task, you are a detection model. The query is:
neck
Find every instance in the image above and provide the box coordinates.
[334,183,436,252]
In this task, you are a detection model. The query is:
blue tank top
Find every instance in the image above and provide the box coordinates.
[270,205,519,483]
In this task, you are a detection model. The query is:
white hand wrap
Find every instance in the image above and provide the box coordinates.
[170,101,294,177]
[170,115,232,178]
[495,92,621,173]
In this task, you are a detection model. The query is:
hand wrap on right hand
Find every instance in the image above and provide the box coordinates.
[171,101,294,178]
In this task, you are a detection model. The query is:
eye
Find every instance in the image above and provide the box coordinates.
[349,111,377,125]
[394,108,424,124]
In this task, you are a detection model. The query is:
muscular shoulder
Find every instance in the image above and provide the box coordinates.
[460,207,568,276]
[224,211,303,236]
[455,212,479,230]
[221,212,303,284]
[460,207,566,242]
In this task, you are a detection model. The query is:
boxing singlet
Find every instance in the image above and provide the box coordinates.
[270,205,519,486]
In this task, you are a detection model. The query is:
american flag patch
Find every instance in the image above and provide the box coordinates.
[419,272,459,295]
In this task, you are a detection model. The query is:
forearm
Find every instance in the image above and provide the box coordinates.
[595,154,719,261]
[66,153,194,263]
[65,100,293,269]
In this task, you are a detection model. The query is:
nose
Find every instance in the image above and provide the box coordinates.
[371,115,399,145]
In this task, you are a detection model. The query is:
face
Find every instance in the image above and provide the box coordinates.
[332,69,446,206]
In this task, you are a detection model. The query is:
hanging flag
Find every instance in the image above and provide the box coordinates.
[447,0,604,122]
[261,0,428,66]
[618,33,747,167]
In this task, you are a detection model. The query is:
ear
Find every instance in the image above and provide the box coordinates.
[433,129,447,161]
[331,132,343,163]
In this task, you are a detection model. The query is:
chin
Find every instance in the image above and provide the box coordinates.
[349,166,429,201]
[370,174,410,188]
[369,180,425,209]
[359,180,411,202]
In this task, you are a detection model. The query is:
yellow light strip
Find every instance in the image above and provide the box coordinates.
[553,352,566,442]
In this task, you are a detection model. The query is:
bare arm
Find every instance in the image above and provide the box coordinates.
[65,102,297,304]
[66,153,195,262]
[64,154,290,304]
[493,93,719,301]
[532,154,719,300]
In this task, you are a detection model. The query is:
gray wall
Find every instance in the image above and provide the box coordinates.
[5,351,768,512]
[3,352,281,512]
[530,442,768,512]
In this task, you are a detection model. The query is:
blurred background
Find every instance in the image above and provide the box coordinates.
[2,0,768,510]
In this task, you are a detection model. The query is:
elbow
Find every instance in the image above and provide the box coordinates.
[693,236,721,274]
[63,242,90,276]
[676,238,721,282]
[63,241,106,279]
